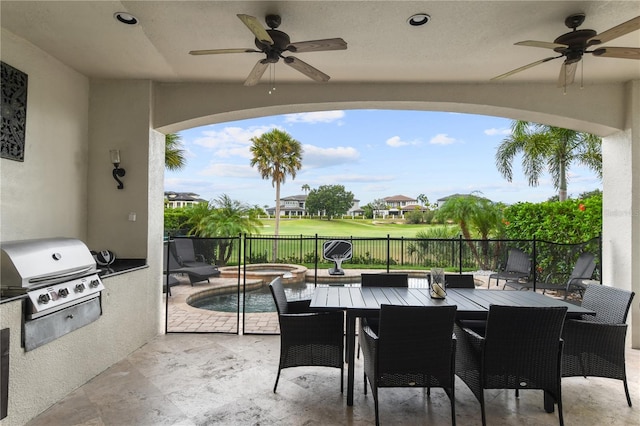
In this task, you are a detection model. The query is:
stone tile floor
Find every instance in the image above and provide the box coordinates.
[26,333,639,426]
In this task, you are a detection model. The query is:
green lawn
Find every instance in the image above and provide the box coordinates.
[256,217,451,238]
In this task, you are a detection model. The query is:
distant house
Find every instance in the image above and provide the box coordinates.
[265,194,363,217]
[164,192,207,209]
[383,194,421,216]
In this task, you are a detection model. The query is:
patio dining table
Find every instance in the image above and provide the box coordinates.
[309,287,595,407]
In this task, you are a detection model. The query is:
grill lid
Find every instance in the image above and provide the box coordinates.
[1,237,98,290]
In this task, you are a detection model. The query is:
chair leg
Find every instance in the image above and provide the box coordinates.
[624,378,632,407]
[364,372,368,395]
[373,388,380,426]
[480,391,487,426]
[557,393,564,426]
[341,364,344,394]
[273,368,281,393]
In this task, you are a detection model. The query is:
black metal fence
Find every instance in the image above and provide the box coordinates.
[164,234,601,334]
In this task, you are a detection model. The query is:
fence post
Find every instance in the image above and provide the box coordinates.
[386,234,390,272]
[314,234,318,286]
[240,233,245,335]
[458,235,463,273]
[532,235,537,290]
[299,234,303,264]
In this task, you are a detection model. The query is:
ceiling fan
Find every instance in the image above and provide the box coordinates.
[492,14,640,87]
[189,14,347,86]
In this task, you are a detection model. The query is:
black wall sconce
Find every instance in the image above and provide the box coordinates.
[110,149,126,189]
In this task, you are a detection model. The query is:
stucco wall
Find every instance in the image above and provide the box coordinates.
[0,29,89,241]
[0,30,162,425]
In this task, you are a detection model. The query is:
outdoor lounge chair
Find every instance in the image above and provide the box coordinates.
[268,277,344,393]
[360,304,457,426]
[488,248,531,288]
[173,238,213,268]
[504,252,596,299]
[455,305,568,426]
[164,242,219,286]
[561,284,635,406]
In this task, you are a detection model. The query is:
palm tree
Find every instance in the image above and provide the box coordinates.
[183,195,262,265]
[250,129,303,260]
[301,184,311,194]
[435,193,503,268]
[165,133,186,171]
[496,121,602,201]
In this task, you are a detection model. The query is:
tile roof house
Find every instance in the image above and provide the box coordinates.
[164,192,208,208]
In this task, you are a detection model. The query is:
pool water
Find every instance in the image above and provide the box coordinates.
[190,282,317,313]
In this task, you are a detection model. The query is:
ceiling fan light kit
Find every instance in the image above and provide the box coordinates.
[190,14,347,87]
[491,13,640,89]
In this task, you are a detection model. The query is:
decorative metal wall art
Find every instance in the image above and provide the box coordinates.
[1,62,28,162]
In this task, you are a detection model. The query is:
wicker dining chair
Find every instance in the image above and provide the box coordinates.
[455,305,568,426]
[561,284,635,406]
[357,273,409,359]
[268,277,344,393]
[360,304,458,426]
[445,274,475,289]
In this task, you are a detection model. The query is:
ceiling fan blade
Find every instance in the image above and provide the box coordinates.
[588,16,640,45]
[284,56,330,82]
[237,14,273,45]
[189,48,260,55]
[287,38,348,53]
[491,56,561,80]
[557,62,577,88]
[244,60,269,86]
[515,40,567,50]
[592,46,640,59]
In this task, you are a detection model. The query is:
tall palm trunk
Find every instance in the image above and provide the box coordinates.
[273,181,281,261]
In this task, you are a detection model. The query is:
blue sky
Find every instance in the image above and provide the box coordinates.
[165,110,602,208]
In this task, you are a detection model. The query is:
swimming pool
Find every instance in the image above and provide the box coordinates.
[189,282,317,313]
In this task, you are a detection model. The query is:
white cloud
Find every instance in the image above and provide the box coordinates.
[385,136,421,147]
[193,125,278,149]
[284,110,345,124]
[484,128,511,136]
[430,133,456,145]
[200,163,257,178]
[302,144,359,168]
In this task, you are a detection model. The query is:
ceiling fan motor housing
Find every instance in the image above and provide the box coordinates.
[553,29,598,63]
[255,29,291,62]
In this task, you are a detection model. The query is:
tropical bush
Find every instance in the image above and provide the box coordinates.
[502,192,602,244]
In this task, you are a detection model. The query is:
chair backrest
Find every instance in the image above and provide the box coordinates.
[445,274,475,288]
[568,252,596,282]
[361,273,409,288]
[377,304,457,373]
[580,284,635,324]
[173,238,197,264]
[163,243,184,271]
[269,277,289,315]
[483,305,567,380]
[504,248,531,274]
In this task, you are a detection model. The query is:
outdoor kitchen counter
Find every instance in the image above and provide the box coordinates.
[0,259,147,304]
[99,258,147,278]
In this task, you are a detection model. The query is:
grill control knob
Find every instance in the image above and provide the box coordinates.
[58,288,69,298]
[89,279,100,288]
[75,283,86,293]
[38,294,50,304]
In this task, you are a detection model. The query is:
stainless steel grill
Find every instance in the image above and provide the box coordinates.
[1,237,105,350]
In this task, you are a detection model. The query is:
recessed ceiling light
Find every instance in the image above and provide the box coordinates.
[114,12,139,26]
[407,13,430,27]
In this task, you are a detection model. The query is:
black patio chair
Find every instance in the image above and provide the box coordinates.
[268,277,344,393]
[358,273,408,358]
[505,252,596,299]
[445,274,475,288]
[164,243,219,286]
[488,248,531,288]
[173,238,213,268]
[455,305,568,426]
[561,284,635,406]
[360,304,458,426]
